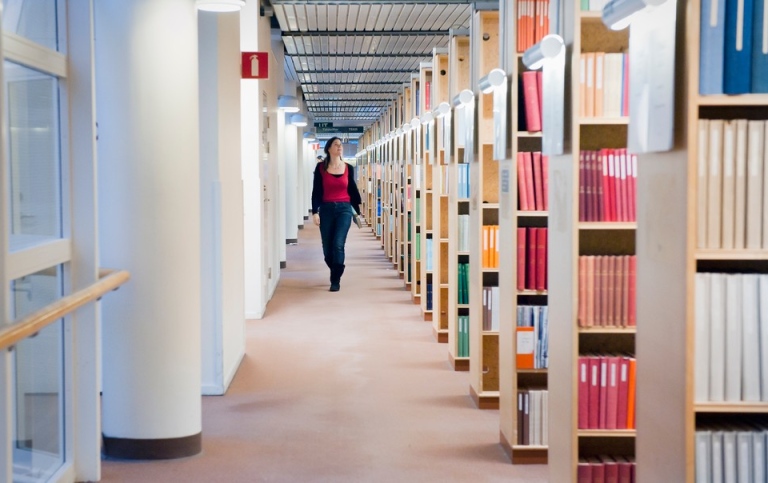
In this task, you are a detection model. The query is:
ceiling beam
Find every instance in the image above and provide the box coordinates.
[306,99,393,103]
[282,30,450,37]
[300,81,403,85]
[270,0,471,4]
[290,53,428,58]
[296,69,414,74]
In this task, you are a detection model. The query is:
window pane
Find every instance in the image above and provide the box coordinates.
[2,0,59,51]
[11,267,64,482]
[6,61,62,249]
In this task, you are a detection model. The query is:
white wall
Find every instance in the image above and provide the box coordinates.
[198,11,245,395]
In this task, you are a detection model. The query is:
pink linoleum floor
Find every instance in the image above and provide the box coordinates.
[100,220,548,483]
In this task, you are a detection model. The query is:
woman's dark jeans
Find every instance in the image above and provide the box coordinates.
[319,202,352,284]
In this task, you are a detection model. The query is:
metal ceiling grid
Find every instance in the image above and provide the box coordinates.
[270,0,473,130]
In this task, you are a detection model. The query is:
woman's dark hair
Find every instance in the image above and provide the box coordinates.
[322,136,342,169]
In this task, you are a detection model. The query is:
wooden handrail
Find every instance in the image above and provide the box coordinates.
[0,268,130,351]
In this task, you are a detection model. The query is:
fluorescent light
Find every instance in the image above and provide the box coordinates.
[434,102,451,118]
[478,68,507,94]
[522,34,566,70]
[277,95,299,112]
[290,114,308,127]
[196,0,245,12]
[602,0,667,30]
[452,89,474,109]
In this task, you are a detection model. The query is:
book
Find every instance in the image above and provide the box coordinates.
[746,121,764,249]
[706,120,724,249]
[695,430,712,483]
[522,71,542,131]
[720,121,736,249]
[517,326,535,369]
[741,274,760,401]
[724,274,743,402]
[709,273,727,401]
[700,0,726,94]
[724,0,755,94]
[694,273,711,402]
[753,0,768,92]
[733,120,747,248]
[697,120,709,248]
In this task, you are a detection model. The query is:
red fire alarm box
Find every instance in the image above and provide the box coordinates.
[241,52,268,79]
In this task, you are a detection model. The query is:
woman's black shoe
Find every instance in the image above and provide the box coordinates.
[330,283,340,292]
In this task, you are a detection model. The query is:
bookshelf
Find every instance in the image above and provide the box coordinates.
[402,85,414,290]
[410,73,423,306]
[468,7,501,410]
[447,29,472,371]
[419,62,435,322]
[498,0,551,464]
[431,47,450,343]
[549,1,638,480]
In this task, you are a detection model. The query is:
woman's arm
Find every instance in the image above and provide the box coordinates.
[347,163,362,215]
[311,163,324,214]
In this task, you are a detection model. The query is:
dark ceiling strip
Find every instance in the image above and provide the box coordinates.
[270,1,472,4]
[300,81,404,85]
[291,53,428,58]
[306,99,393,103]
[282,31,450,37]
[296,69,415,74]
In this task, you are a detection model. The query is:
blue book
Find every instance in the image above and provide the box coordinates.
[752,0,768,92]
[700,0,727,94]
[723,0,755,94]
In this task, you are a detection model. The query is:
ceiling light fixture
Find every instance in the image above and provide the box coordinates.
[195,0,245,12]
[290,114,308,127]
[277,95,300,113]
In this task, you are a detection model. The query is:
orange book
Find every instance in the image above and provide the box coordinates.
[594,52,605,117]
[516,326,535,369]
[626,357,637,429]
[482,225,490,268]
[584,52,595,118]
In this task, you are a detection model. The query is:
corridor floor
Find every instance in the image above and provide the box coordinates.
[101,220,548,482]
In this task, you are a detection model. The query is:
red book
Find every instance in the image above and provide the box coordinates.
[585,256,596,327]
[588,356,601,428]
[618,149,628,222]
[627,357,637,429]
[527,227,537,290]
[594,151,604,222]
[627,255,637,326]
[578,459,593,483]
[616,456,632,483]
[605,356,620,429]
[594,256,604,327]
[617,356,631,428]
[598,356,609,429]
[585,151,594,221]
[517,152,530,211]
[578,256,587,327]
[628,152,637,221]
[524,152,536,211]
[542,155,549,210]
[603,456,619,483]
[579,151,587,221]
[578,356,590,428]
[589,457,606,483]
[615,255,626,327]
[522,71,542,132]
[532,152,544,210]
[606,256,616,327]
[517,227,527,290]
[535,227,547,291]
[536,71,543,124]
[601,150,612,221]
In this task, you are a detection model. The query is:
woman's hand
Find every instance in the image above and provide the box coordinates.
[313,213,320,226]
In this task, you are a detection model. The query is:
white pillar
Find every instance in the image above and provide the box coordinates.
[95,0,202,458]
[198,11,246,395]
[284,123,299,243]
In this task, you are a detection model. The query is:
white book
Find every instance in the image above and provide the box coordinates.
[531,390,541,445]
[753,431,766,483]
[696,430,712,483]
[764,121,768,248]
[737,431,753,483]
[721,121,736,249]
[760,275,768,401]
[723,431,738,483]
[698,120,710,249]
[746,121,764,249]
[707,120,724,249]
[712,431,725,483]
[710,273,727,402]
[733,120,748,249]
[541,390,548,446]
[741,275,761,401]
[695,273,711,402]
[491,286,500,332]
[725,275,743,402]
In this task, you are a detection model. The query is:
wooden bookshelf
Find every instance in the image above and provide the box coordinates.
[402,85,414,290]
[549,1,636,480]
[447,30,471,372]
[419,62,434,322]
[498,0,550,465]
[410,72,422,306]
[431,47,450,343]
[468,7,500,410]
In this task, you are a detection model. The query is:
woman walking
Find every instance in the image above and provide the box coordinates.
[311,136,362,292]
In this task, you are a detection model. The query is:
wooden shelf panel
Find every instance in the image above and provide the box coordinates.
[578,430,636,437]
[517,131,543,138]
[696,94,768,106]
[519,211,548,217]
[695,249,768,260]
[578,117,629,125]
[578,327,637,334]
[579,222,637,230]
[518,289,548,296]
[695,402,768,413]
[518,369,548,374]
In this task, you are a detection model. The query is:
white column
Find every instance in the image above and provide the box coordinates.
[284,123,299,243]
[94,0,202,458]
[198,11,246,396]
